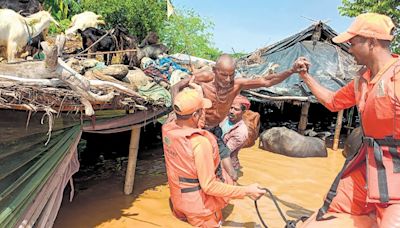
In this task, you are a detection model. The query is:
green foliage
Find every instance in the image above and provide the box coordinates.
[42,0,82,20]
[339,0,400,53]
[48,18,71,34]
[41,0,221,60]
[160,9,221,60]
[41,0,81,34]
[80,0,166,40]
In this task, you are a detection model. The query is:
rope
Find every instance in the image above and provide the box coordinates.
[24,20,33,44]
[41,107,55,146]
[254,187,309,228]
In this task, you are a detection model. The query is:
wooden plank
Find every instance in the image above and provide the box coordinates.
[124,127,141,195]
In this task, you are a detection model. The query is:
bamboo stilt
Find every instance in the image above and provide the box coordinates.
[333,110,344,151]
[298,102,310,135]
[124,127,141,195]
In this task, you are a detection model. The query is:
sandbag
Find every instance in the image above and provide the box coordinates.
[123,67,152,87]
[100,64,129,80]
[242,110,260,148]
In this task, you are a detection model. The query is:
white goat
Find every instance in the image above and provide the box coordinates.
[65,11,105,37]
[0,9,59,62]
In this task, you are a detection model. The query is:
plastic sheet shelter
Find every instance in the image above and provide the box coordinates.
[237,22,360,102]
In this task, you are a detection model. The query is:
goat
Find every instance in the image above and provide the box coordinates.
[0,0,45,57]
[77,27,117,65]
[137,44,169,61]
[0,9,58,62]
[136,31,168,63]
[23,32,45,58]
[113,25,139,69]
[66,11,105,37]
[139,31,159,48]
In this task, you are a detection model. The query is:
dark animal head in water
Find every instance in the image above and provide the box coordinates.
[343,127,362,158]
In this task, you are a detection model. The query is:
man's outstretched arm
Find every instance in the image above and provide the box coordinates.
[237,57,309,90]
[171,70,214,100]
[300,71,356,112]
[299,72,335,104]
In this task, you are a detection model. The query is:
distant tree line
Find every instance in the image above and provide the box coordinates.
[39,0,222,60]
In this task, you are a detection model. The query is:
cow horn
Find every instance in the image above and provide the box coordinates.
[47,6,52,13]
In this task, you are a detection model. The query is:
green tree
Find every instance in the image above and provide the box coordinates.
[339,0,400,53]
[41,0,221,60]
[160,9,221,60]
[80,0,166,40]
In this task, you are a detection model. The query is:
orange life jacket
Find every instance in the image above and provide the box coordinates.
[345,57,400,203]
[317,57,400,220]
[162,121,233,217]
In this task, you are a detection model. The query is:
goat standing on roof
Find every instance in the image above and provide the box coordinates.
[0,9,59,62]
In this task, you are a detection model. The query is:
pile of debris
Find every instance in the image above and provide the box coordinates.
[0,33,215,118]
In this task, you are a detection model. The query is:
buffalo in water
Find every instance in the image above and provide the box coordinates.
[259,127,327,158]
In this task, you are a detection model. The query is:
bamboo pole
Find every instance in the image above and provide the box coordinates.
[244,90,310,102]
[332,110,344,151]
[298,102,310,135]
[124,127,141,195]
[63,49,137,58]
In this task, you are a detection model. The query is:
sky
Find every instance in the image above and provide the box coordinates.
[171,0,354,53]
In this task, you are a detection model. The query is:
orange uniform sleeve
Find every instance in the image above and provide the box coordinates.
[323,80,357,112]
[190,134,247,199]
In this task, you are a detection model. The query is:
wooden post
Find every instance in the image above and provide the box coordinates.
[332,110,344,151]
[124,127,141,195]
[298,102,310,135]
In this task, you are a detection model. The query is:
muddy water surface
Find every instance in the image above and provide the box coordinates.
[54,140,344,228]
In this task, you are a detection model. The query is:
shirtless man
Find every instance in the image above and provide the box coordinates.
[171,54,308,182]
[172,54,309,128]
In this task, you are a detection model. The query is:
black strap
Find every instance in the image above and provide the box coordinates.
[316,154,354,220]
[317,106,365,221]
[179,177,199,183]
[376,137,400,173]
[364,136,400,173]
[372,141,390,203]
[215,163,225,183]
[179,176,201,193]
[389,146,400,173]
[181,185,201,193]
[364,136,400,147]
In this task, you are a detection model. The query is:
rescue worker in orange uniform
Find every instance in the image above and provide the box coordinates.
[299,13,400,227]
[162,88,266,227]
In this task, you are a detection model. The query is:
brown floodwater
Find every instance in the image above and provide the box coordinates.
[54,140,344,228]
